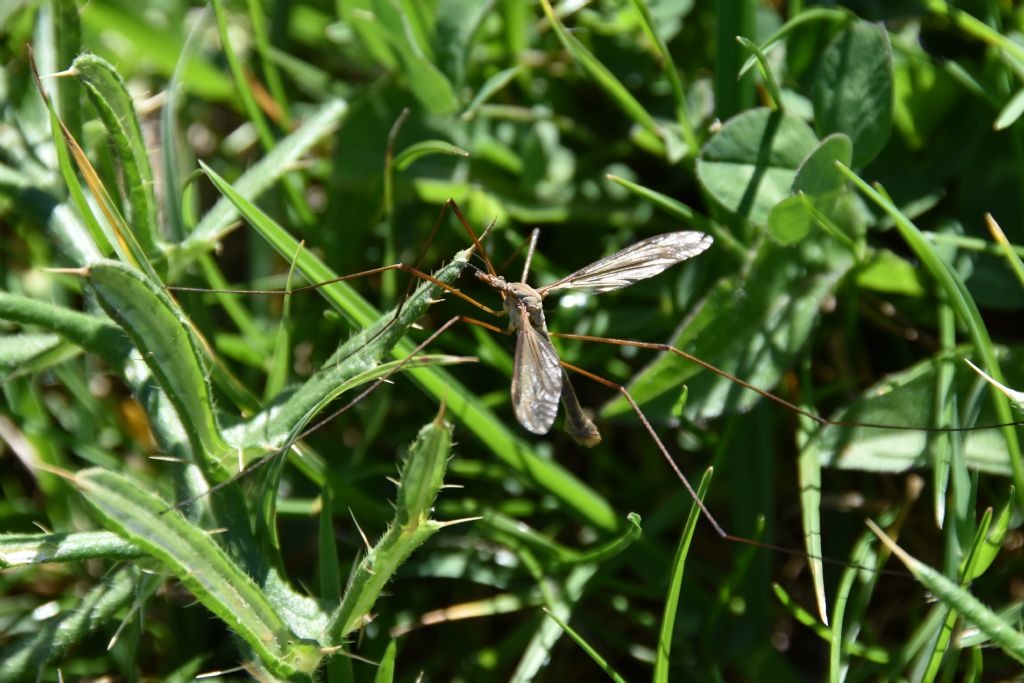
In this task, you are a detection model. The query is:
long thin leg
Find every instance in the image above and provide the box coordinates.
[167,314,511,512]
[558,359,908,575]
[393,197,496,316]
[551,333,1024,433]
[169,262,506,317]
[446,199,500,277]
[556,359,726,537]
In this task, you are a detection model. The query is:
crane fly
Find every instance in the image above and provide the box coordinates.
[473,230,713,446]
[166,198,1022,549]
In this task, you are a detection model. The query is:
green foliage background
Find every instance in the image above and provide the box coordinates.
[2,0,1024,681]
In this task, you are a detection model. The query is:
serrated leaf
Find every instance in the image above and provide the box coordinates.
[327,416,454,639]
[87,261,235,481]
[73,54,161,258]
[75,468,322,679]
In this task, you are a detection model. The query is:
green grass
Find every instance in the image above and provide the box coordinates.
[2,1,1024,681]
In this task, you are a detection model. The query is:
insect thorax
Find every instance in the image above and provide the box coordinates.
[506,282,545,330]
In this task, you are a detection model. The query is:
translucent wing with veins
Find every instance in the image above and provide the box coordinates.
[538,231,713,296]
[510,304,563,434]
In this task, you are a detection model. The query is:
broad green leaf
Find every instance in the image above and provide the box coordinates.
[768,133,854,245]
[808,347,1022,476]
[767,194,813,245]
[813,22,893,167]
[793,133,853,196]
[605,238,851,421]
[696,108,819,227]
[892,41,960,150]
[855,249,927,296]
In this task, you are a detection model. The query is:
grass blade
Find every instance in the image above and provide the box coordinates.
[868,519,1024,666]
[654,468,713,682]
[181,98,347,254]
[543,608,628,683]
[538,0,663,153]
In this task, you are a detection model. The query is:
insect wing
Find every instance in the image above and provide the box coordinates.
[510,306,563,434]
[539,231,713,295]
